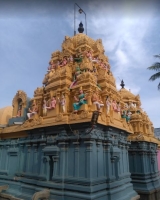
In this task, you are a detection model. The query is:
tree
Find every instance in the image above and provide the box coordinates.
[148,54,160,90]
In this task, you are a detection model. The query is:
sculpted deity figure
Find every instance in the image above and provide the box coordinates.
[47,97,57,110]
[73,87,87,113]
[27,100,38,119]
[103,63,109,72]
[16,109,21,117]
[121,109,132,122]
[47,60,56,72]
[124,103,129,109]
[43,100,48,116]
[56,61,60,67]
[129,102,134,108]
[92,57,99,63]
[16,101,22,117]
[60,57,68,67]
[117,102,121,115]
[93,68,98,83]
[133,102,137,108]
[99,60,109,72]
[74,54,83,63]
[68,55,73,63]
[69,66,81,89]
[81,55,93,72]
[85,50,93,61]
[121,110,127,119]
[112,100,117,111]
[126,110,132,122]
[91,89,104,111]
[106,96,111,114]
[50,62,56,70]
[58,94,66,113]
[99,59,104,68]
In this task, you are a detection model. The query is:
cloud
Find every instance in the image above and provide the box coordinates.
[85,3,156,93]
[66,0,160,127]
[141,96,160,126]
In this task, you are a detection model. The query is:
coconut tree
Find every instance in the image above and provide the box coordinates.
[148,54,160,89]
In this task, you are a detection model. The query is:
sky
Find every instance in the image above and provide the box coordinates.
[0,0,160,127]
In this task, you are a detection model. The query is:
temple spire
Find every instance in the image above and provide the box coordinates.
[78,22,84,33]
[120,79,125,88]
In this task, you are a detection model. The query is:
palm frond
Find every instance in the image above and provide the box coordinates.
[149,72,160,81]
[158,82,160,90]
[154,54,160,58]
[147,62,160,71]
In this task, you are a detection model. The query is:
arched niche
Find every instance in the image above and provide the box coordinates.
[12,90,27,117]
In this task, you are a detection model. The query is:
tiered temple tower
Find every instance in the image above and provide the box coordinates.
[0,23,159,200]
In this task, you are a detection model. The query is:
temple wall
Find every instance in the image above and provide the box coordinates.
[157,150,160,171]
[129,141,160,200]
[0,124,139,200]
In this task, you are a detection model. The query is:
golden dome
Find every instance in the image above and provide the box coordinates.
[119,88,138,103]
[0,106,13,125]
[131,113,142,120]
[119,88,135,99]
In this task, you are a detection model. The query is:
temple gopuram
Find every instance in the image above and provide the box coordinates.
[0,23,160,200]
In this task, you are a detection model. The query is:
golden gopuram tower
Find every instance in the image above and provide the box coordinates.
[0,26,158,146]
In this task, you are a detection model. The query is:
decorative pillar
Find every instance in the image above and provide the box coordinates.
[43,156,50,180]
[52,155,59,178]
[126,142,130,173]
[96,140,102,177]
[110,143,120,180]
[104,136,114,181]
[32,144,38,174]
[102,142,107,177]
[5,145,9,172]
[26,144,32,173]
[84,140,94,179]
[38,143,47,180]
[118,142,123,178]
[18,144,25,173]
[73,141,80,177]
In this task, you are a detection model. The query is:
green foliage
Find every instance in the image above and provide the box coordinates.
[148,54,160,90]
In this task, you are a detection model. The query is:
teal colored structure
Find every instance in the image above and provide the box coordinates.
[129,141,160,200]
[8,97,30,126]
[0,123,139,200]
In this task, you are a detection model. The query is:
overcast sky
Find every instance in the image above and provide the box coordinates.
[0,0,160,127]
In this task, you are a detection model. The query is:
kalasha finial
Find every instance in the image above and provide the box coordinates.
[78,22,84,33]
[120,79,125,88]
